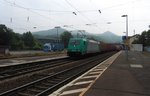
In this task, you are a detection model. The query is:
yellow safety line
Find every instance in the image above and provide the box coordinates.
[79,51,122,96]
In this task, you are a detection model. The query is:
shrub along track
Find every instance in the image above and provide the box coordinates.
[0,51,116,96]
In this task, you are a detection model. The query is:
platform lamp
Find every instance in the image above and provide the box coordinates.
[55,26,61,51]
[121,15,128,60]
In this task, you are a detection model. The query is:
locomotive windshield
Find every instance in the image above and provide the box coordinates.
[70,40,80,45]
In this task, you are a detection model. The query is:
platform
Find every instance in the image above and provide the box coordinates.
[84,51,150,96]
[50,51,150,96]
[0,56,68,67]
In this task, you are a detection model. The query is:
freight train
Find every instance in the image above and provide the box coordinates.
[67,38,121,56]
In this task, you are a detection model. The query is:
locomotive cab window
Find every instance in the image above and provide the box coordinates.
[70,40,80,45]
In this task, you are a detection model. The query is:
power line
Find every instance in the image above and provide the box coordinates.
[3,0,143,34]
[89,0,101,14]
[101,0,140,10]
[2,0,141,13]
[2,0,102,13]
[65,0,93,23]
[1,0,86,33]
[2,0,65,32]
[2,0,64,25]
[64,0,102,32]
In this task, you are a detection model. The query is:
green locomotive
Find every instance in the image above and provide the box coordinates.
[67,38,100,56]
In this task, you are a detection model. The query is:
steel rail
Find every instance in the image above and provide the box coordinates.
[0,52,115,96]
[0,58,71,80]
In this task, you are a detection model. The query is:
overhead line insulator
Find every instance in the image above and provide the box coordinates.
[72,12,77,15]
[98,10,101,14]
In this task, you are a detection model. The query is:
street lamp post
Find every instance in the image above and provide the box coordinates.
[121,15,128,60]
[55,26,60,51]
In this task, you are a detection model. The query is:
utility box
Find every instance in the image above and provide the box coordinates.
[130,44,143,51]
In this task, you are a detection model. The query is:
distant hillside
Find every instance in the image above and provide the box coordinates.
[32,27,68,39]
[70,30,92,38]
[95,31,122,43]
[32,28,122,43]
[32,28,91,39]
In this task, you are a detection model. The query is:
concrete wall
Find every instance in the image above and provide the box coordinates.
[130,44,143,51]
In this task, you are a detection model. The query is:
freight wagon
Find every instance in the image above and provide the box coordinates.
[99,42,116,52]
[67,38,121,57]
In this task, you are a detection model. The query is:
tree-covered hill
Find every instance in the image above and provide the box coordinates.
[95,31,122,43]
[32,28,122,43]
[32,27,68,38]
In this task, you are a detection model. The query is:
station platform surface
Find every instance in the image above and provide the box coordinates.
[0,55,68,67]
[84,51,150,96]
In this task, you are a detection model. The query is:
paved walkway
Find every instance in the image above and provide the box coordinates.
[84,51,150,96]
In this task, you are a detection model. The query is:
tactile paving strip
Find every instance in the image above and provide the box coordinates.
[49,51,122,96]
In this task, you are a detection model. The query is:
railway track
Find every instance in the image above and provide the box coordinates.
[0,57,72,80]
[0,52,116,96]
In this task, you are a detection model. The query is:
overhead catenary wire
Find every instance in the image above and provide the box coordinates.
[89,0,101,14]
[1,0,144,34]
[2,0,65,25]
[101,0,140,10]
[2,0,88,32]
[64,0,103,32]
[4,0,103,32]
[1,0,82,32]
[65,0,93,23]
[1,0,140,13]
[0,0,102,13]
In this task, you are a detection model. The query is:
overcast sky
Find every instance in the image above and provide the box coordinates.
[0,0,150,36]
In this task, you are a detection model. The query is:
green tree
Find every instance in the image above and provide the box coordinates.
[10,33,25,50]
[22,32,36,49]
[132,30,150,46]
[22,31,42,50]
[33,40,42,50]
[0,24,12,45]
[132,34,140,44]
[139,31,147,46]
[145,30,150,46]
[60,31,73,48]
[0,24,24,50]
[0,24,42,50]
